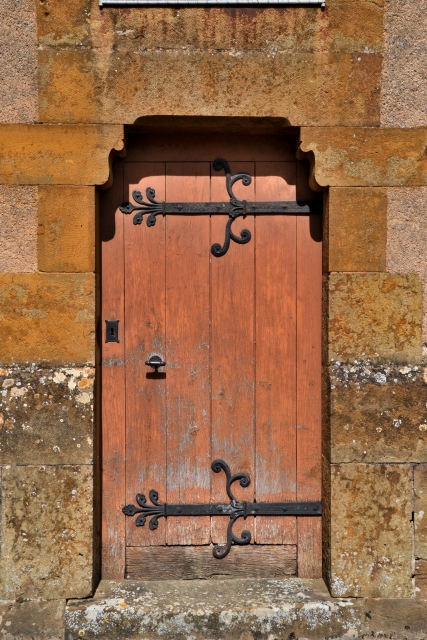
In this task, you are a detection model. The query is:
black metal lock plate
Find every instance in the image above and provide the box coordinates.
[105,320,119,343]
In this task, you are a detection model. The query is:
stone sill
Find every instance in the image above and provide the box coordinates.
[64,577,427,639]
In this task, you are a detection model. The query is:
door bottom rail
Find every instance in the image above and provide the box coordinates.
[123,459,322,559]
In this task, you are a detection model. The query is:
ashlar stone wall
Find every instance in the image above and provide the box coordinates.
[1,0,427,633]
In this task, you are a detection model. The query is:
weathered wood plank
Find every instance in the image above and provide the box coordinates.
[126,545,296,581]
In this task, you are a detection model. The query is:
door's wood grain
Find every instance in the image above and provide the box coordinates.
[124,162,167,547]
[255,162,297,545]
[211,162,255,545]
[126,545,296,580]
[101,160,126,578]
[296,214,322,577]
[165,162,211,545]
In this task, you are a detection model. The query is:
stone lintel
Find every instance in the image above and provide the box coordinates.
[300,127,427,187]
[0,124,124,186]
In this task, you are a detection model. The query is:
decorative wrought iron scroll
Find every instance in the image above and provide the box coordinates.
[123,459,322,559]
[120,158,321,258]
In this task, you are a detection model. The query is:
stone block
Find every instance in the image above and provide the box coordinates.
[381,0,427,127]
[0,124,124,186]
[38,186,95,273]
[329,463,413,598]
[328,273,423,364]
[328,187,387,272]
[299,127,427,187]
[0,365,94,465]
[0,0,37,123]
[414,464,427,560]
[38,48,381,126]
[364,597,427,638]
[36,0,384,54]
[330,362,427,463]
[0,185,37,273]
[0,599,65,639]
[0,273,96,365]
[0,465,93,599]
[415,559,427,598]
[387,187,427,346]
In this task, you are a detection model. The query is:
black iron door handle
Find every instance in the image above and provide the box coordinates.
[145,355,166,371]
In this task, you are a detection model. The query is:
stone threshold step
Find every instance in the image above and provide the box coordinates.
[65,577,365,640]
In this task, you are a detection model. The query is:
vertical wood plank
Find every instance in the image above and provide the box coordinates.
[211,162,255,545]
[255,162,297,544]
[165,162,211,545]
[101,161,126,578]
[124,162,167,547]
[296,213,322,577]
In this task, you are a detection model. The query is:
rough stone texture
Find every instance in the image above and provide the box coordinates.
[38,186,96,273]
[329,362,427,463]
[387,187,427,351]
[0,124,124,186]
[0,0,38,123]
[329,463,413,598]
[38,49,381,126]
[381,0,427,127]
[364,597,427,639]
[0,186,37,273]
[328,273,423,364]
[328,187,387,272]
[299,127,427,187]
[0,599,65,639]
[415,559,427,598]
[414,464,427,561]
[0,273,96,365]
[0,365,94,465]
[0,465,93,600]
[65,578,365,640]
[36,0,385,53]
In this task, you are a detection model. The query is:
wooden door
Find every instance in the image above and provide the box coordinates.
[101,133,322,580]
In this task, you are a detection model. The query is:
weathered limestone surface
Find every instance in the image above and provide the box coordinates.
[0,365,94,465]
[38,49,381,126]
[0,273,96,365]
[387,187,427,347]
[0,465,93,599]
[0,599,65,639]
[65,578,365,639]
[36,0,384,52]
[364,597,427,638]
[0,186,38,273]
[329,463,413,598]
[300,127,427,187]
[38,186,96,273]
[0,0,38,123]
[328,273,423,364]
[382,0,427,127]
[414,464,427,561]
[327,187,387,272]
[330,362,427,463]
[0,124,124,186]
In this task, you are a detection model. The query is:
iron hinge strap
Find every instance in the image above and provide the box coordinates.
[123,459,321,559]
[120,157,321,258]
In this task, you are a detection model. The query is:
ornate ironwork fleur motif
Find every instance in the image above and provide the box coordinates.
[119,158,321,257]
[123,459,322,559]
